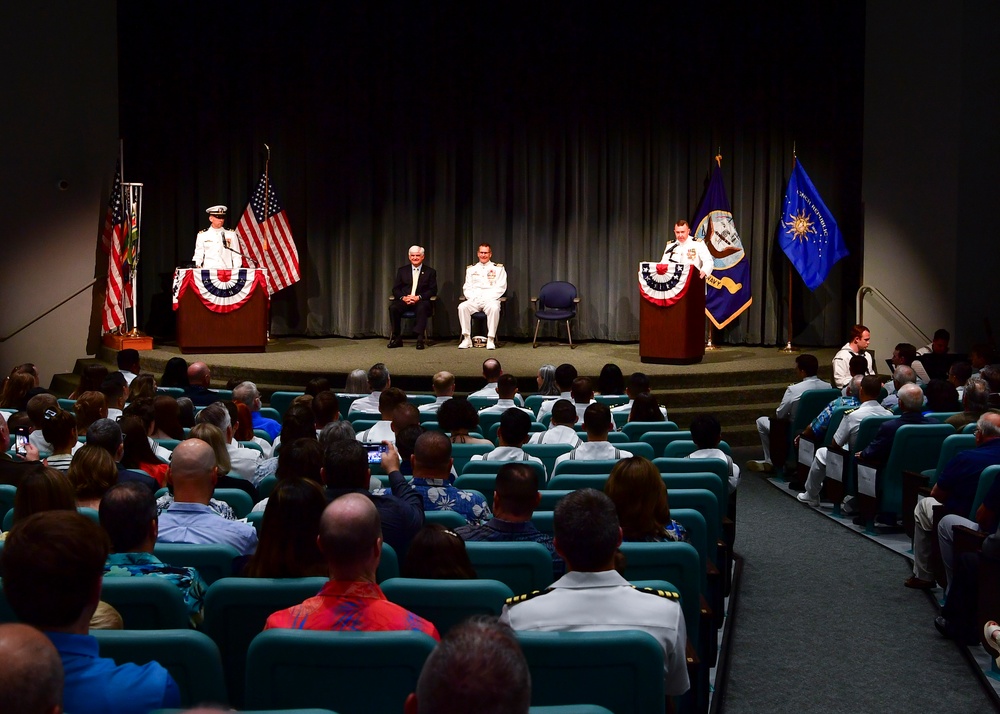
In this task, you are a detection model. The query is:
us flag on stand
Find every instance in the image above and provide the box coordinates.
[236,173,300,295]
[100,160,128,331]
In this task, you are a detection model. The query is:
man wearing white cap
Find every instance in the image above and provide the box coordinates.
[192,205,244,270]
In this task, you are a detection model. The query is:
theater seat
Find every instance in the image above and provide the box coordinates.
[380,577,513,636]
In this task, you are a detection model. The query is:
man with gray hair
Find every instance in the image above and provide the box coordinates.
[195,402,262,482]
[946,376,992,430]
[404,617,530,714]
[389,245,438,350]
[233,381,281,440]
[0,622,64,714]
[348,363,392,416]
[880,365,918,411]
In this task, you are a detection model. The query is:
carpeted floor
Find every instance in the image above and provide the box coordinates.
[720,449,996,713]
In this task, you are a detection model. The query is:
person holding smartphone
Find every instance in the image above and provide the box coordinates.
[0,412,45,486]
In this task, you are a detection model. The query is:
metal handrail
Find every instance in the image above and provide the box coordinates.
[856,285,931,346]
[0,279,98,343]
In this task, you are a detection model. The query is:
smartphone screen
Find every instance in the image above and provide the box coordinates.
[364,443,387,464]
[14,433,29,456]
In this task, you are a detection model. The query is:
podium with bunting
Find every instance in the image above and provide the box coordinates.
[637,260,705,365]
[173,268,269,354]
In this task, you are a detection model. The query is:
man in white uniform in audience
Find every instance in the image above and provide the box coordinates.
[554,404,632,467]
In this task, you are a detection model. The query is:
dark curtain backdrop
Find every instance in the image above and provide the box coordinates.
[118,1,865,344]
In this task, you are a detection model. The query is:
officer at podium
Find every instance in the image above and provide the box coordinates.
[192,205,243,270]
[661,219,714,279]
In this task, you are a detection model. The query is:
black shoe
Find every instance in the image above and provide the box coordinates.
[415,339,425,350]
[935,616,952,639]
[388,337,403,349]
[787,480,805,491]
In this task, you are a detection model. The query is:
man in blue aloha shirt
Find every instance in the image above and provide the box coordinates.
[99,482,207,626]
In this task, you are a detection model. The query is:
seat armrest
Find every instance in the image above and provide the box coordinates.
[953,525,989,555]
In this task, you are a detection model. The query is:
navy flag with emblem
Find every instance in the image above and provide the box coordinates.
[692,156,752,329]
[779,160,849,290]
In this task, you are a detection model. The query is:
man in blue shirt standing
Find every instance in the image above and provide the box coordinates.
[1,510,180,714]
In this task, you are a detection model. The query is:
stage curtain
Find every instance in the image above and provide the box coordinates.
[119,2,862,346]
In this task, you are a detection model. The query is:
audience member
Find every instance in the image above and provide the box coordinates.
[535,363,559,397]
[536,363,577,421]
[0,371,35,411]
[1,511,181,713]
[500,488,689,696]
[73,391,108,433]
[468,358,525,406]
[856,384,936,467]
[40,408,78,471]
[923,379,960,413]
[312,389,340,431]
[185,422,258,502]
[1,466,76,538]
[264,493,439,639]
[689,414,740,493]
[254,404,316,482]
[945,377,991,430]
[605,456,687,542]
[478,374,533,417]
[253,437,325,513]
[196,402,263,483]
[176,397,196,428]
[69,363,109,400]
[321,439,423,554]
[394,431,491,525]
[627,392,667,423]
[355,387,408,443]
[527,399,582,446]
[797,376,890,507]
[947,361,973,400]
[748,354,831,473]
[67,445,119,509]
[0,622,64,714]
[908,412,1000,589]
[157,439,259,556]
[880,365,918,411]
[832,324,874,388]
[245,478,328,578]
[796,374,864,448]
[116,349,141,385]
[233,402,272,457]
[611,371,669,421]
[118,415,169,486]
[100,374,127,421]
[348,363,392,415]
[159,357,190,389]
[233,381,280,441]
[419,372,456,414]
[26,393,61,455]
[100,482,207,625]
[305,376,333,396]
[0,411,45,486]
[128,373,157,402]
[597,363,627,397]
[569,377,597,422]
[555,404,632,467]
[342,369,370,396]
[184,361,218,407]
[401,523,478,579]
[438,397,492,445]
[404,617,530,714]
[470,409,546,476]
[455,462,565,578]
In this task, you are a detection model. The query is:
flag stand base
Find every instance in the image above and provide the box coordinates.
[779,341,800,354]
[705,338,720,351]
[102,332,153,351]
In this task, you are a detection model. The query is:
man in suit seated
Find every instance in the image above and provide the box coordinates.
[389,245,438,350]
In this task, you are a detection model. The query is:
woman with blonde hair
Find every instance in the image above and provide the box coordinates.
[188,423,232,474]
[73,391,108,432]
[604,456,687,542]
[0,372,35,411]
[127,373,158,402]
[66,445,118,510]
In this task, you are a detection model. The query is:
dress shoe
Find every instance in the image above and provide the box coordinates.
[745,460,773,473]
[903,576,934,590]
[486,337,496,350]
[458,336,472,349]
[796,492,819,507]
[415,339,425,350]
[934,616,952,639]
[387,337,403,349]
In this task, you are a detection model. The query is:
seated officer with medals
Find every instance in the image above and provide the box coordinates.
[457,243,507,350]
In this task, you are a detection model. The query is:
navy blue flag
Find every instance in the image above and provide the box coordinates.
[692,158,752,329]
[779,161,849,290]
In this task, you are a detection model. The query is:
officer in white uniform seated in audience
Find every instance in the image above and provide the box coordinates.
[527,399,582,447]
[554,403,632,467]
[419,372,455,414]
[478,375,533,418]
[458,243,507,350]
[469,409,546,478]
[500,488,690,697]
[192,205,243,270]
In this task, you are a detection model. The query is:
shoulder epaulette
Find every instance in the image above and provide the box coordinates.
[494,262,504,267]
[505,588,552,606]
[632,586,680,601]
[467,264,476,269]
[198,228,208,233]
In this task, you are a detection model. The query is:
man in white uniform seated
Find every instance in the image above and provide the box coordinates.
[527,400,582,447]
[458,243,507,350]
[500,488,690,698]
[554,404,632,467]
[191,205,243,270]
[478,375,533,418]
[418,372,455,415]
[469,409,546,479]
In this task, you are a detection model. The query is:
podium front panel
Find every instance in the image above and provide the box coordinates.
[177,284,267,354]
[639,274,705,364]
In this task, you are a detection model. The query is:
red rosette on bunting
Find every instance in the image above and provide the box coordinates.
[637,261,693,307]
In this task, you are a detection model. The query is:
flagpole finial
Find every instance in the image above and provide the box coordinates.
[714,153,722,167]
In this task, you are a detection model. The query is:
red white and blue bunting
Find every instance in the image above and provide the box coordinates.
[637,261,693,307]
[172,268,268,314]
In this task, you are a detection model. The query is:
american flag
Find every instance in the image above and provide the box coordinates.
[101,160,128,331]
[236,173,300,295]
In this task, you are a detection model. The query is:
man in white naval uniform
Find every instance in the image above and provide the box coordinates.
[192,205,243,270]
[458,243,507,350]
[500,488,690,698]
[661,220,714,279]
[831,325,874,389]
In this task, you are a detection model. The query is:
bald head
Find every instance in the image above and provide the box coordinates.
[897,383,924,413]
[167,439,218,502]
[187,362,211,387]
[431,371,455,397]
[0,623,63,714]
[482,359,502,382]
[411,431,453,478]
[319,493,382,579]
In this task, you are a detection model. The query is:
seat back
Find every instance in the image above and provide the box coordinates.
[258,407,281,424]
[252,429,273,444]
[258,474,278,499]
[791,389,842,433]
[0,484,16,526]
[451,443,495,475]
[212,488,255,519]
[621,421,678,440]
[157,387,186,398]
[530,510,555,534]
[407,394,435,407]
[668,491,720,570]
[380,577,513,636]
[822,406,853,447]
[662,473,727,527]
[336,393,364,419]
[662,440,732,459]
[536,281,578,311]
[547,473,610,491]
[522,443,574,474]
[517,630,665,714]
[924,411,961,424]
[100,577,190,629]
[201,576,327,708]
[928,433,977,483]
[653,457,729,484]
[377,542,399,582]
[538,490,572,511]
[245,629,436,713]
[153,543,242,585]
[268,391,303,417]
[876,423,955,514]
[550,459,620,479]
[639,430,693,458]
[477,410,505,438]
[467,396,498,412]
[971,465,1000,517]
[155,438,183,452]
[525,395,554,417]
[464,541,555,593]
[616,541,701,645]
[423,509,468,530]
[94,629,228,708]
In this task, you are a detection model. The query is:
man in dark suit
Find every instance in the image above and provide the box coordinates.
[389,245,437,350]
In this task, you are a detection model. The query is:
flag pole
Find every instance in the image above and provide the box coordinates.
[262,144,275,344]
[124,182,146,338]
[116,140,128,335]
[704,150,723,351]
[780,146,799,353]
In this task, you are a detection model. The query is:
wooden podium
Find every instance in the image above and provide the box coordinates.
[175,268,268,354]
[639,265,705,364]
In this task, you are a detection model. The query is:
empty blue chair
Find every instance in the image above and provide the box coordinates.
[531,281,580,348]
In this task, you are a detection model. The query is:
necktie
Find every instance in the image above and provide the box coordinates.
[410,268,419,296]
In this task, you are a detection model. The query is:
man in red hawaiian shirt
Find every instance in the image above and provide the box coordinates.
[264,493,439,639]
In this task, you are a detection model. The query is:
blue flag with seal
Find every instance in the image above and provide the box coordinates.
[779,160,849,290]
[692,157,752,329]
